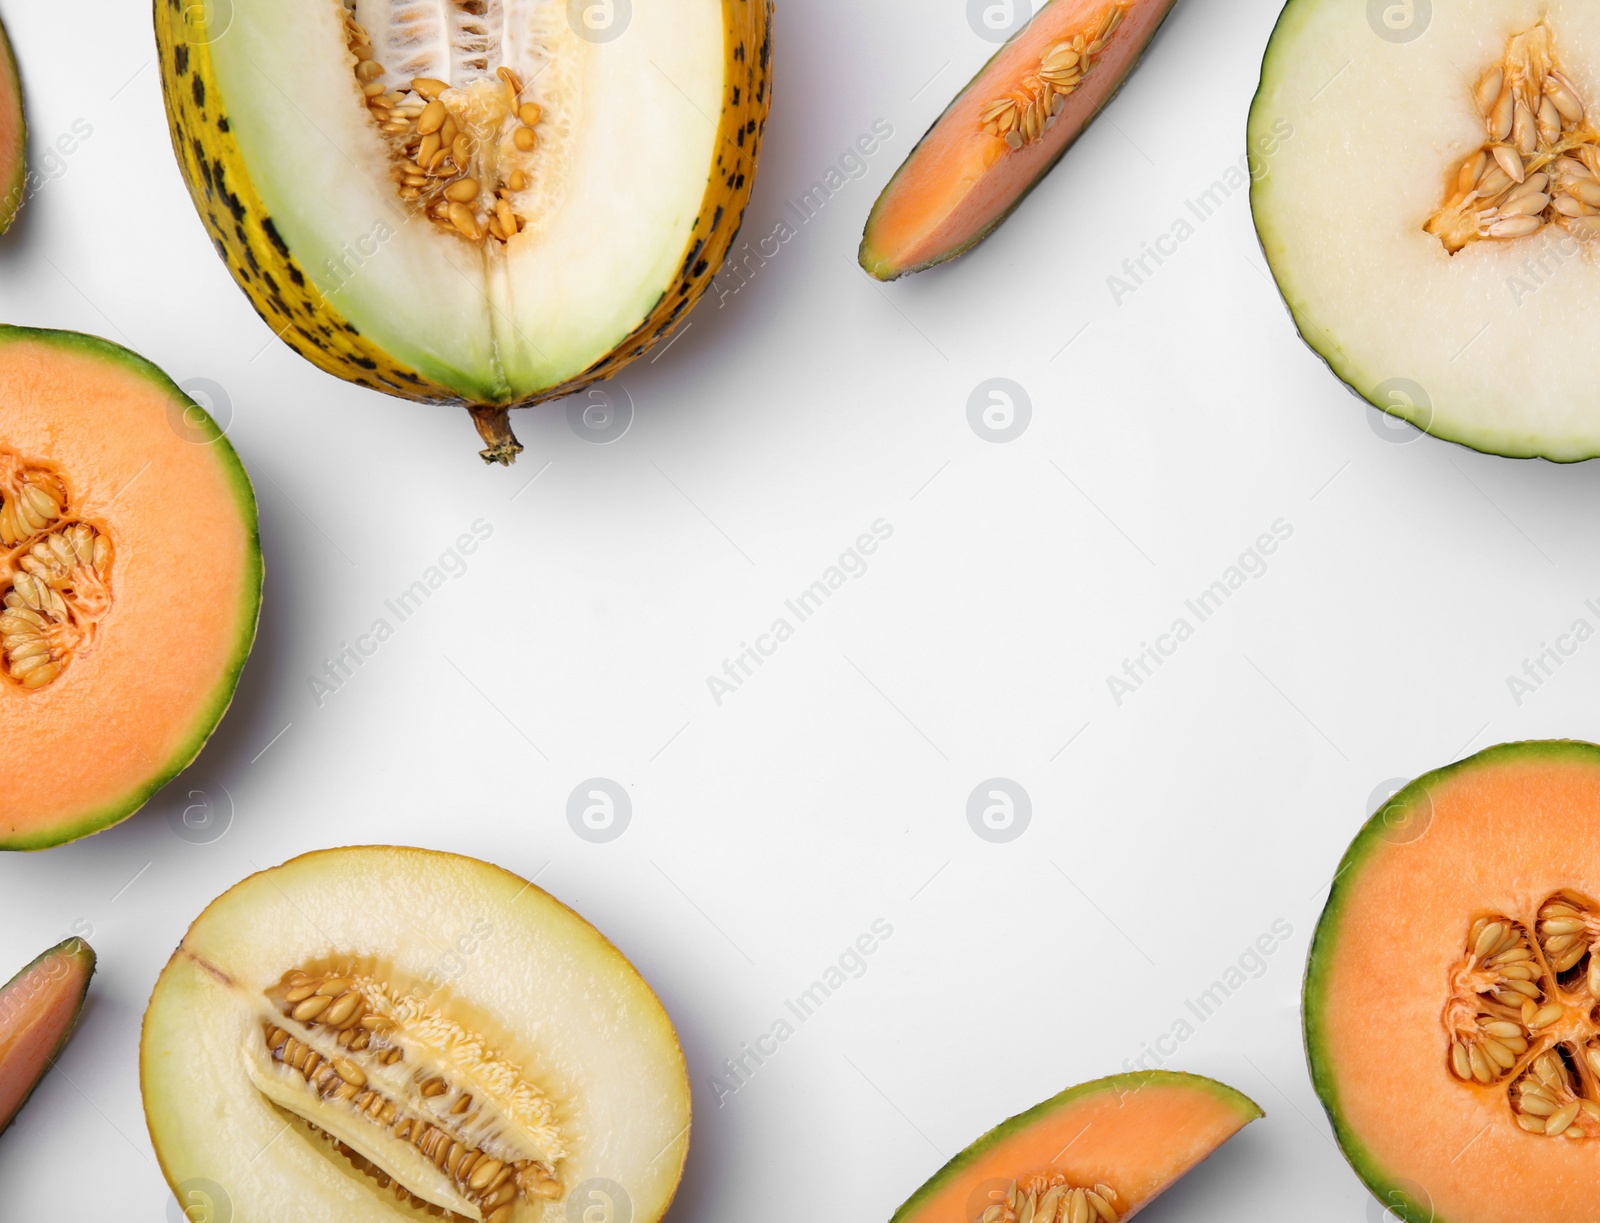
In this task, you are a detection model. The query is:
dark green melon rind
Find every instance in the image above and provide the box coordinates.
[888,1071,1262,1223]
[0,327,263,852]
[0,16,24,236]
[1246,0,1598,464]
[1302,740,1600,1223]
[860,0,1178,281]
[0,937,95,1136]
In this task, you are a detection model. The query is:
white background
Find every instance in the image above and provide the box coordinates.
[3,0,1598,1220]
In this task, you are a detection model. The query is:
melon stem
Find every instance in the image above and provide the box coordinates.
[469,406,524,466]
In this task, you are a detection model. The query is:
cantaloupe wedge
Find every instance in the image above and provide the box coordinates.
[1307,741,1600,1223]
[860,0,1176,280]
[889,1071,1261,1223]
[0,14,23,235]
[0,938,95,1137]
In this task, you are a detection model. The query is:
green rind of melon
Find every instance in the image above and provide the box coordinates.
[0,326,263,852]
[1302,740,1600,1223]
[859,0,1178,281]
[888,1071,1263,1223]
[1246,1,1598,464]
[0,937,96,1136]
[0,16,24,237]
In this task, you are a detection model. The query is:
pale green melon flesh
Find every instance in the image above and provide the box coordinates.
[1251,0,1600,460]
[142,848,690,1223]
[206,0,726,401]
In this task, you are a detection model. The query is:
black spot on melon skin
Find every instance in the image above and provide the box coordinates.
[218,116,229,133]
[692,259,708,278]
[174,44,189,76]
[261,218,291,259]
[288,266,305,288]
[192,75,206,109]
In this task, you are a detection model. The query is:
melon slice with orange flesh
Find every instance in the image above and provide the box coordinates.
[0,938,95,1137]
[889,1071,1260,1223]
[0,327,261,850]
[1306,740,1600,1223]
[0,15,22,235]
[860,0,1176,280]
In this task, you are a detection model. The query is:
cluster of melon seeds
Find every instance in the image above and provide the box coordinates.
[1426,21,1600,253]
[978,1174,1121,1223]
[0,450,112,691]
[1442,899,1600,1139]
[257,967,562,1222]
[979,4,1126,150]
[343,3,542,245]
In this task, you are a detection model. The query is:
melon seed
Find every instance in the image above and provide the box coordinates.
[980,4,1125,150]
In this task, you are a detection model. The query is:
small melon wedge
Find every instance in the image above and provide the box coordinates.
[860,0,1176,280]
[0,15,22,236]
[0,937,96,1137]
[889,1071,1261,1223]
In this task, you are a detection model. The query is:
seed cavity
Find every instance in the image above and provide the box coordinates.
[1444,899,1600,1140]
[249,963,563,1221]
[0,449,113,693]
[1427,21,1600,253]
[980,1175,1121,1223]
[341,2,550,248]
[979,5,1126,151]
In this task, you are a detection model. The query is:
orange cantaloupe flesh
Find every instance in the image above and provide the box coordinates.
[0,16,21,234]
[890,1072,1261,1223]
[0,330,260,849]
[860,0,1175,279]
[0,938,95,1135]
[1307,742,1600,1223]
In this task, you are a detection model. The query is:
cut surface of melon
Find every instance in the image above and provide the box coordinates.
[1306,741,1600,1223]
[0,327,261,850]
[157,0,771,461]
[0,938,95,1136]
[1252,1,1600,460]
[889,1071,1260,1223]
[141,846,690,1223]
[860,0,1176,280]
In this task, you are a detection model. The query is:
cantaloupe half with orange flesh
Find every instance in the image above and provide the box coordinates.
[888,1071,1261,1223]
[0,938,95,1137]
[0,328,261,850]
[1305,741,1600,1223]
[860,0,1176,280]
[0,15,23,236]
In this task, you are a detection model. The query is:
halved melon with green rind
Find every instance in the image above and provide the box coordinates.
[142,846,690,1223]
[0,327,261,850]
[860,0,1177,280]
[156,0,771,462]
[0,938,95,1136]
[1252,1,1600,459]
[1306,741,1600,1223]
[890,1071,1260,1223]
